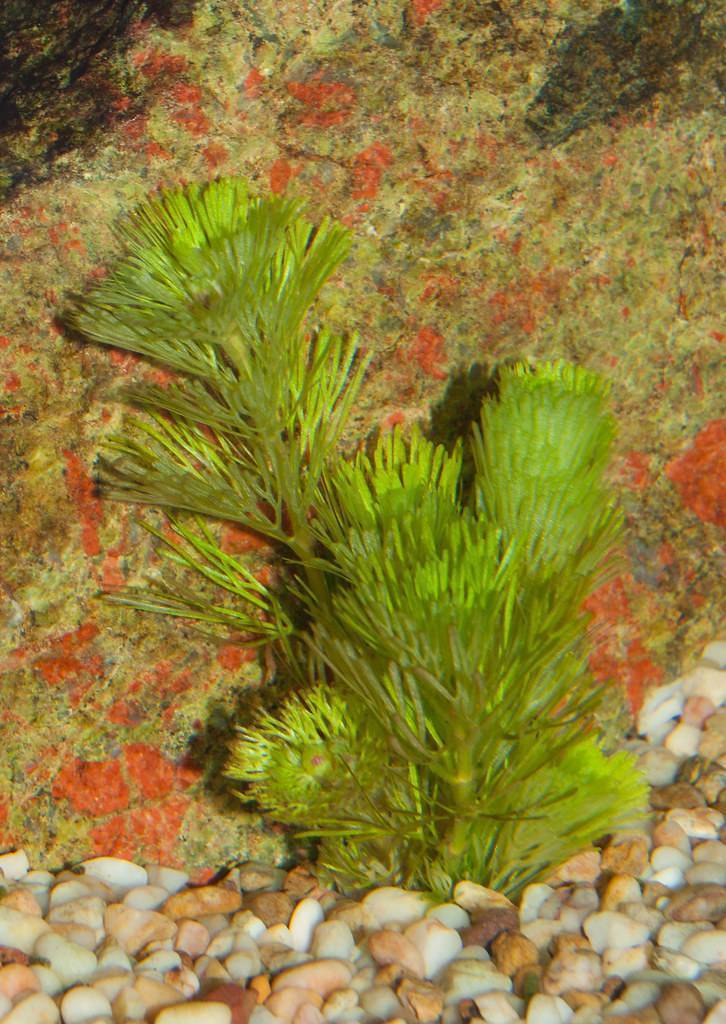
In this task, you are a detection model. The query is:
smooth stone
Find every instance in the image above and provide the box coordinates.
[359,984,405,1019]
[545,850,601,886]
[122,884,170,910]
[265,987,323,1022]
[112,986,147,1020]
[693,842,726,866]
[668,885,726,922]
[519,885,554,925]
[3,888,44,917]
[652,947,703,979]
[0,991,60,1022]
[442,958,512,1005]
[0,851,30,883]
[681,929,726,965]
[683,695,717,728]
[665,723,704,758]
[288,898,325,953]
[104,903,177,955]
[310,920,355,961]
[59,985,112,1022]
[271,960,354,998]
[231,910,267,940]
[681,667,726,705]
[651,846,693,872]
[33,932,97,986]
[601,874,642,911]
[368,929,425,977]
[653,819,693,855]
[90,968,134,1002]
[601,835,650,877]
[396,977,445,1021]
[650,865,686,889]
[583,911,652,953]
[145,865,190,895]
[137,949,182,974]
[320,987,358,1020]
[619,979,662,1009]
[542,949,602,996]
[704,1003,726,1024]
[175,918,211,957]
[361,887,431,928]
[237,863,286,893]
[426,903,470,930]
[81,858,147,895]
[520,919,567,951]
[637,683,685,739]
[655,980,707,1024]
[48,881,100,910]
[164,886,242,919]
[638,747,681,787]
[154,1003,232,1023]
[0,962,40,1001]
[490,932,539,977]
[658,921,715,952]
[524,992,573,1023]
[701,642,726,668]
[225,948,263,981]
[601,944,650,979]
[473,990,523,1023]
[687,863,726,887]
[95,940,133,971]
[454,882,516,914]
[47,896,106,942]
[132,973,187,1013]
[0,906,50,953]
[404,917,463,978]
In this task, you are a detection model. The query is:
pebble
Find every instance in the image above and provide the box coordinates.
[0,646,720,1024]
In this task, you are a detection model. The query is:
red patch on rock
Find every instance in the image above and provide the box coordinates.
[52,757,131,815]
[90,795,190,862]
[351,143,393,199]
[665,419,725,527]
[201,983,258,1024]
[408,326,448,380]
[63,451,102,556]
[287,73,356,128]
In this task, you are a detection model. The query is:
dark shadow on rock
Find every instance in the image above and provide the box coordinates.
[526,0,715,146]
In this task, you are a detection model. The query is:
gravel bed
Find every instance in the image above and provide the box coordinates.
[0,642,724,1024]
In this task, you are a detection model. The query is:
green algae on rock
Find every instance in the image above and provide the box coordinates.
[69,176,648,900]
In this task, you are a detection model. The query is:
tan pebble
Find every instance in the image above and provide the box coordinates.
[375,963,407,986]
[545,849,601,885]
[164,965,199,998]
[0,962,40,1001]
[550,933,591,956]
[105,903,177,955]
[490,931,538,976]
[683,695,717,727]
[174,918,210,957]
[113,985,146,1019]
[266,985,323,1023]
[237,861,286,893]
[321,987,358,1017]
[283,864,323,900]
[195,955,231,981]
[163,885,242,919]
[668,884,726,922]
[396,977,444,1022]
[655,980,707,1024]
[699,730,726,761]
[511,962,543,998]
[651,782,707,810]
[0,890,42,916]
[601,874,642,911]
[245,890,294,927]
[47,921,98,949]
[608,1011,661,1024]
[324,899,377,934]
[249,973,272,1003]
[652,819,691,853]
[601,836,650,876]
[453,881,516,913]
[294,1002,324,1024]
[132,972,186,1013]
[542,948,603,996]
[561,989,608,1011]
[368,929,425,977]
[271,959,354,998]
[91,968,133,1002]
[154,1003,233,1024]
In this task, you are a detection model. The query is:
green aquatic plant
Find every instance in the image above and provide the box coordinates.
[70,176,648,899]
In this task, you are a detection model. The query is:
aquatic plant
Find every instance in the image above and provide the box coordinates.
[70,176,648,899]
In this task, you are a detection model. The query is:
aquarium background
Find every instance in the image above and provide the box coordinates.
[0,0,722,877]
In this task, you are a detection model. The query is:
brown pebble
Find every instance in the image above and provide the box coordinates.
[490,930,539,976]
[376,963,408,986]
[283,864,321,899]
[550,933,592,956]
[460,907,519,948]
[650,781,706,810]
[0,947,29,966]
[601,975,626,1000]
[601,836,649,876]
[656,980,706,1024]
[511,962,543,998]
[678,756,712,785]
[642,881,673,906]
[196,982,258,1024]
[610,1011,661,1024]
[561,990,608,1012]
[368,928,425,978]
[396,978,444,1022]
[458,998,482,1022]
[667,884,726,922]
[245,890,294,927]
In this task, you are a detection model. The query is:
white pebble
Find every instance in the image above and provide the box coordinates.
[601,944,650,979]
[224,948,262,980]
[34,932,98,986]
[289,897,325,952]
[525,992,573,1023]
[442,958,512,1005]
[666,808,722,839]
[650,845,692,872]
[0,849,30,882]
[311,920,356,961]
[122,884,169,911]
[406,917,463,979]
[701,641,726,668]
[59,985,112,1023]
[473,991,523,1023]
[518,884,554,924]
[583,911,649,953]
[637,746,680,786]
[658,921,714,952]
[153,1004,232,1023]
[649,866,685,889]
[652,947,703,978]
[0,991,60,1023]
[31,964,64,997]
[231,910,267,940]
[693,841,726,864]
[637,682,684,740]
[359,984,405,1019]
[681,666,726,705]
[80,858,147,895]
[361,887,431,928]
[681,929,726,965]
[664,722,703,757]
[426,903,470,930]
[145,865,189,894]
[0,905,50,953]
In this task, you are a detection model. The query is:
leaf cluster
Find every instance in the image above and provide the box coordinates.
[70,177,648,900]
